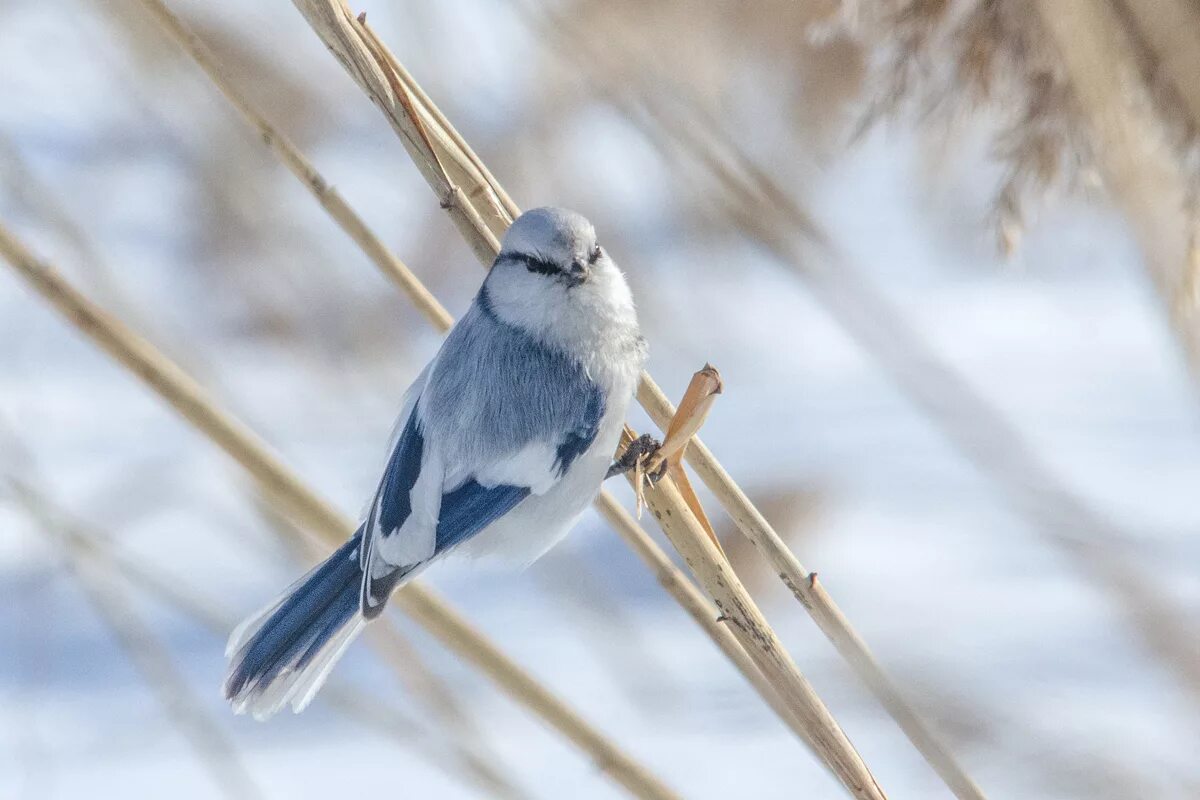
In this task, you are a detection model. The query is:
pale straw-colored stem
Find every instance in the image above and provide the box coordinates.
[283,3,888,794]
[0,222,679,800]
[130,0,454,333]
[44,497,520,799]
[594,492,808,738]
[627,454,885,799]
[130,0,827,760]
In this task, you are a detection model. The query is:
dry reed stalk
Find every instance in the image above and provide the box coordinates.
[1034,0,1199,367]
[130,0,454,333]
[44,493,524,800]
[620,429,883,799]
[354,15,962,778]
[639,365,723,551]
[531,0,1200,777]
[286,5,888,795]
[126,0,834,760]
[1032,0,1200,375]
[7,479,264,800]
[593,492,806,732]
[0,223,679,800]
[1114,0,1200,133]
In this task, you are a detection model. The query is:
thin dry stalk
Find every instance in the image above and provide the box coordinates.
[46,495,520,799]
[285,5,887,795]
[530,0,1200,781]
[8,481,263,800]
[129,0,453,332]
[0,223,679,800]
[592,494,806,737]
[128,0,833,761]
[622,432,884,800]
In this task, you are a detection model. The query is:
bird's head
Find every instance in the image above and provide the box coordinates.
[494,207,604,289]
[481,207,636,348]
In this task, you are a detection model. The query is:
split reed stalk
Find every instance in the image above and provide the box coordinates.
[628,444,885,799]
[128,0,827,756]
[287,3,886,796]
[0,223,679,800]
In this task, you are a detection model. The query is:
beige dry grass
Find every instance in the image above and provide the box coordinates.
[0,222,680,800]
[287,2,891,796]
[127,0,865,767]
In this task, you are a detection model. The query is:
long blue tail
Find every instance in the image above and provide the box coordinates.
[224,532,366,719]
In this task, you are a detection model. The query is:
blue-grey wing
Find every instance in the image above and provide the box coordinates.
[358,294,606,613]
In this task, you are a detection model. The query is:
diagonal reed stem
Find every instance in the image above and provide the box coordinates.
[125,0,828,757]
[287,2,886,796]
[0,222,680,800]
[34,480,529,800]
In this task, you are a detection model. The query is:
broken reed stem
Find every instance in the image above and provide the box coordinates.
[0,223,679,800]
[127,0,822,764]
[593,493,809,740]
[8,481,264,800]
[624,443,885,800]
[286,4,888,796]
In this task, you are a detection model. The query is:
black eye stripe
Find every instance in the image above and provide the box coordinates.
[499,251,560,276]
[588,244,602,264]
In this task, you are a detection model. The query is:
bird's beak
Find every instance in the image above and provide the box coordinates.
[566,259,590,286]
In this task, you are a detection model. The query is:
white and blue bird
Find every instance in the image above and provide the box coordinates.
[224,207,649,718]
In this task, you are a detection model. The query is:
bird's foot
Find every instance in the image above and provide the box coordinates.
[606,434,668,482]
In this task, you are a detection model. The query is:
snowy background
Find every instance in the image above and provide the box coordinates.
[1,1,1199,798]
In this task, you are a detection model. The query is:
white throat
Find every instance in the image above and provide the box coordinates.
[482,259,645,381]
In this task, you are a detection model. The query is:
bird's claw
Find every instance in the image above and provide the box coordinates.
[606,433,667,482]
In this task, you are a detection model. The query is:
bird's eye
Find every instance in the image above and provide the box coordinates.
[588,244,602,264]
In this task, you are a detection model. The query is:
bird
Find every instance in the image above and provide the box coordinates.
[224,207,653,718]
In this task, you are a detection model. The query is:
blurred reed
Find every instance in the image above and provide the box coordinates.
[8,462,528,799]
[288,3,892,796]
[521,0,1200,721]
[5,475,264,800]
[126,0,855,771]
[849,0,1200,387]
[0,223,680,800]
